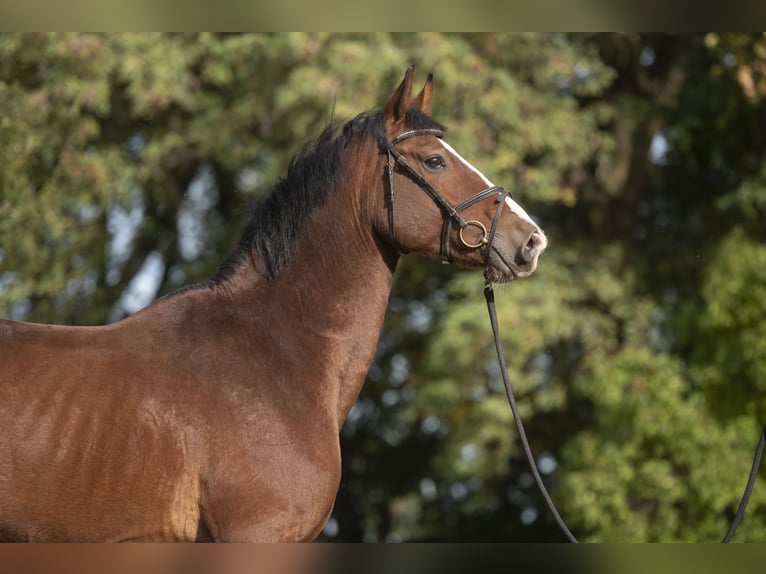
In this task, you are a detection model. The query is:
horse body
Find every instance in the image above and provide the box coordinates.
[0,139,394,542]
[0,67,546,541]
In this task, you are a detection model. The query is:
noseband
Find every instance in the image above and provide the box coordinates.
[383,129,512,263]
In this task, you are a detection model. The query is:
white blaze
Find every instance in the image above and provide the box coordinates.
[438,139,495,187]
[438,139,544,236]
[504,195,537,228]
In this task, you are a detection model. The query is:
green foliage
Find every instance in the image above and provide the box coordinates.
[681,229,766,420]
[2,33,766,542]
[561,348,766,541]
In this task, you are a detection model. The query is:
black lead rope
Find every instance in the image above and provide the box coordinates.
[483,281,766,543]
[483,282,578,543]
[722,425,766,542]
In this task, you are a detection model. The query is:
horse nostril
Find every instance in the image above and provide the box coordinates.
[522,231,545,263]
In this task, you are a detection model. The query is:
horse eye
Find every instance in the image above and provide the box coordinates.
[424,155,446,170]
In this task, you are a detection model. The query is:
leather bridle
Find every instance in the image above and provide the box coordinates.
[383,129,512,263]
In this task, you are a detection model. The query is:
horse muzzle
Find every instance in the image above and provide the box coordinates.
[485,226,547,284]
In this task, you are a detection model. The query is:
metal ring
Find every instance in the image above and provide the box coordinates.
[459,220,489,249]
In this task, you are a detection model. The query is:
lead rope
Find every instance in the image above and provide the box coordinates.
[483,280,766,543]
[483,281,578,543]
[722,425,766,542]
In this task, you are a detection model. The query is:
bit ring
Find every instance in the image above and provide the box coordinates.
[459,220,489,249]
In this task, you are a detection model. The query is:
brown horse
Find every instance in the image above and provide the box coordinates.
[0,67,546,542]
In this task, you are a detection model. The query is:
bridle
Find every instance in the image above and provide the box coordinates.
[382,128,766,544]
[383,128,512,263]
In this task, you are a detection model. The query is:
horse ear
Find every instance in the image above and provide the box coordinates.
[384,65,416,129]
[410,73,433,115]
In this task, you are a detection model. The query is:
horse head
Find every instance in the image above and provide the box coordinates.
[376,66,547,283]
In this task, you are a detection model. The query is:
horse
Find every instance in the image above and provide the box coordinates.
[0,66,547,542]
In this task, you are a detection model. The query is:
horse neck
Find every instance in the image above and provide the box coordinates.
[223,154,397,429]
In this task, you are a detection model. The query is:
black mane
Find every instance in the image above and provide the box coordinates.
[214,107,445,282]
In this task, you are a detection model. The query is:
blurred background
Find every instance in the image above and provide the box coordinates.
[1,33,766,542]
